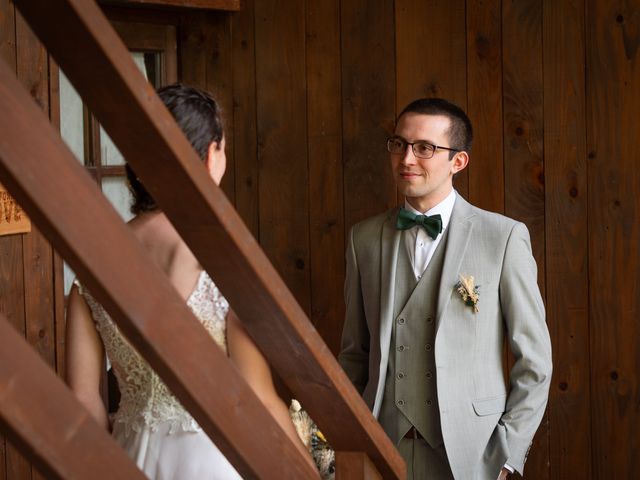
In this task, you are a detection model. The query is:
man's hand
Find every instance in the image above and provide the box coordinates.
[497,467,510,480]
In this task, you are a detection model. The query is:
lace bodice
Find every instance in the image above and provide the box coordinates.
[75,271,229,436]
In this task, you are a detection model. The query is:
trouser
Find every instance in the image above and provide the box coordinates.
[397,429,454,480]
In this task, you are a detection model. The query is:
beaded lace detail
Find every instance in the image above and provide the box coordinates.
[74,271,228,437]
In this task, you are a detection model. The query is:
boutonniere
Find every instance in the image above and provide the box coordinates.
[456,274,479,313]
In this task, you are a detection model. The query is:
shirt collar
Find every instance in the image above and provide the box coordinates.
[404,189,457,232]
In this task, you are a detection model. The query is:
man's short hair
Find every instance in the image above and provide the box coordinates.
[398,98,473,156]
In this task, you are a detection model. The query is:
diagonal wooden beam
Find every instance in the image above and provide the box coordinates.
[11,0,405,477]
[0,58,317,479]
[0,316,146,480]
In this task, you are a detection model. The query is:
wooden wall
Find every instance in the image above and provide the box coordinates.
[0,0,639,478]
[0,3,60,479]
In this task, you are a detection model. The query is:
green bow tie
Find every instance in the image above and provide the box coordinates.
[396,207,443,240]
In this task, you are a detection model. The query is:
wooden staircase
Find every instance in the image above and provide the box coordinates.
[0,0,405,478]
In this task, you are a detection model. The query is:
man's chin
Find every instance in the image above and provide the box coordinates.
[399,188,426,199]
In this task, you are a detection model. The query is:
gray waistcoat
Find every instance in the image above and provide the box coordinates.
[378,228,448,447]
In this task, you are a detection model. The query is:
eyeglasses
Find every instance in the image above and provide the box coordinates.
[386,136,460,159]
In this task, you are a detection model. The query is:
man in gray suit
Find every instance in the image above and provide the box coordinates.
[339,98,552,479]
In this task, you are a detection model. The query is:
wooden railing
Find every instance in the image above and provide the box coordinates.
[0,0,405,478]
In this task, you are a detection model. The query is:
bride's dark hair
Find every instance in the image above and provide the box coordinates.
[126,83,224,214]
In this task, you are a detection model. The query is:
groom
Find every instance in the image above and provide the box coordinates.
[339,98,552,479]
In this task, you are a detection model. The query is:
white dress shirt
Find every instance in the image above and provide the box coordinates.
[403,189,457,280]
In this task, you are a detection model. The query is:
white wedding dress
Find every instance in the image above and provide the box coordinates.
[75,271,242,479]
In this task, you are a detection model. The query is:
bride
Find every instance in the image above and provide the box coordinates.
[65,84,315,479]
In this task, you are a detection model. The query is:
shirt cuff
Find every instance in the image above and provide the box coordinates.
[503,463,515,473]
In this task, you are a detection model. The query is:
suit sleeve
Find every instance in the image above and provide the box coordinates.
[499,222,552,475]
[338,226,370,394]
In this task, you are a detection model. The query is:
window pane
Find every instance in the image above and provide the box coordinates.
[143,52,162,88]
[59,70,85,164]
[102,176,134,222]
[63,262,76,296]
[101,52,150,166]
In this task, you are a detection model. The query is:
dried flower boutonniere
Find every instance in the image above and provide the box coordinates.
[456,274,480,313]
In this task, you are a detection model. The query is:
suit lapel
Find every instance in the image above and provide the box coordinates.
[435,195,475,334]
[379,208,402,343]
[372,208,401,417]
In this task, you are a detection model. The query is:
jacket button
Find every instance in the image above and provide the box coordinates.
[426,399,433,406]
[425,343,432,351]
[397,372,405,379]
[397,400,405,406]
[426,371,433,379]
[398,345,406,352]
[398,318,405,324]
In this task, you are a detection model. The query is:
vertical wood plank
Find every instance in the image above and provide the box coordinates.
[0,233,22,480]
[15,11,52,480]
[180,12,235,204]
[0,0,15,71]
[3,9,33,480]
[22,226,55,355]
[543,0,590,478]
[231,0,259,236]
[254,0,310,312]
[502,1,548,477]
[0,0,14,477]
[0,233,29,480]
[587,0,640,477]
[53,252,66,377]
[466,0,504,213]
[16,11,55,366]
[342,0,396,229]
[502,0,545,287]
[306,0,344,354]
[48,58,67,379]
[0,431,4,480]
[395,0,469,198]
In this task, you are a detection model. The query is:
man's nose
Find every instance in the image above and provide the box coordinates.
[400,145,416,165]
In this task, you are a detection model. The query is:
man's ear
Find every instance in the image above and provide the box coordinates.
[204,141,220,176]
[451,151,469,175]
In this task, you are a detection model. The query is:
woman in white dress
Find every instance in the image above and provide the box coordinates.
[65,84,314,479]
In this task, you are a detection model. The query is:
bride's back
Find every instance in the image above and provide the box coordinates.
[128,211,202,302]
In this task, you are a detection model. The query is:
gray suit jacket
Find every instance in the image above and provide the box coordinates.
[339,194,552,479]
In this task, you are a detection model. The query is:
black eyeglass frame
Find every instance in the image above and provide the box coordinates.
[386,135,461,159]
